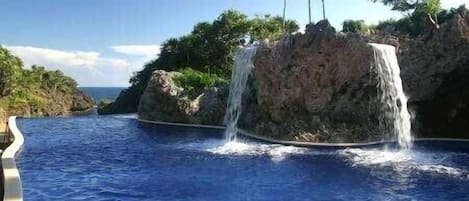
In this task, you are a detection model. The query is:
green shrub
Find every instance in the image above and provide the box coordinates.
[342,20,368,33]
[173,68,226,98]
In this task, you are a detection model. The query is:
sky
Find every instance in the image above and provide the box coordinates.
[1,0,467,87]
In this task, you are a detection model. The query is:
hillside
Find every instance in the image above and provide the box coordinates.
[0,46,94,131]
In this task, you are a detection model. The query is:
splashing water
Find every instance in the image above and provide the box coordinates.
[370,43,412,149]
[224,47,257,141]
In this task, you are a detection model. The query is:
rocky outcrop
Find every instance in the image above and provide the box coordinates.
[138,70,227,125]
[399,11,469,138]
[0,107,6,133]
[0,89,95,131]
[137,11,469,142]
[246,21,384,142]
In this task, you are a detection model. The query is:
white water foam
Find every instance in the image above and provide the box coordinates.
[114,113,138,119]
[341,148,468,178]
[370,43,413,149]
[207,141,308,162]
[177,139,308,162]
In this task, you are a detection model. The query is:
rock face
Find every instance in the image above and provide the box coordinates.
[0,107,6,133]
[0,89,95,131]
[247,22,384,142]
[399,11,469,138]
[138,70,227,125]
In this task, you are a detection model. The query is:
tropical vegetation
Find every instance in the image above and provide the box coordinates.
[101,9,299,114]
[0,46,80,112]
[340,1,468,36]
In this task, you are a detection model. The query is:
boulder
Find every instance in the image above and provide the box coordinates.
[138,70,227,125]
[249,20,382,142]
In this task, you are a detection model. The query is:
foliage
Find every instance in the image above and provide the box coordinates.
[173,68,226,99]
[0,46,79,112]
[342,20,368,33]
[372,0,443,34]
[371,0,419,11]
[104,9,299,114]
[373,2,467,36]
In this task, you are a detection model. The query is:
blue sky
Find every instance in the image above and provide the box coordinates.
[1,0,466,86]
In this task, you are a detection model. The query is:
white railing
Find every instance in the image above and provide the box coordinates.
[2,116,24,201]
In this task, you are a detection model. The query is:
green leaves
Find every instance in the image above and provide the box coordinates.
[0,46,80,111]
[173,68,226,99]
[114,9,299,113]
[342,20,368,33]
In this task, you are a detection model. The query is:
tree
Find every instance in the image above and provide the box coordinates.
[0,47,22,97]
[416,0,441,28]
[342,20,368,33]
[106,10,300,114]
[322,0,326,20]
[372,0,442,29]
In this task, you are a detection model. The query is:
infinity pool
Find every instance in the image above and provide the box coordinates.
[17,115,469,201]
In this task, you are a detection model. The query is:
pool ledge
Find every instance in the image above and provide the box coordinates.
[137,118,469,148]
[137,118,384,148]
[2,116,24,201]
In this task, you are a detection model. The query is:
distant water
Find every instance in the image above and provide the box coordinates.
[80,87,125,103]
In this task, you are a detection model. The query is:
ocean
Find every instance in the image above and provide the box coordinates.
[80,87,125,103]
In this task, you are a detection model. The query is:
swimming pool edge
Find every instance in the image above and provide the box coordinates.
[2,116,24,201]
[136,118,386,148]
[136,117,469,148]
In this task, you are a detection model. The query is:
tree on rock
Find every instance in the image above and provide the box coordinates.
[372,0,442,29]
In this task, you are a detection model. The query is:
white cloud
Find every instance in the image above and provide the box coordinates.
[4,45,141,87]
[111,45,161,58]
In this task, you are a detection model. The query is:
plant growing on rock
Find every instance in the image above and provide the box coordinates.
[173,68,226,99]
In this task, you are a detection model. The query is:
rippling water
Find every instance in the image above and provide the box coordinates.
[16,116,469,201]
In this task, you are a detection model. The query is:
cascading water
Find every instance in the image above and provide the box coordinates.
[370,43,412,149]
[224,47,257,142]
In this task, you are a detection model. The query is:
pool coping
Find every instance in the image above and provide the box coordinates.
[137,117,469,147]
[2,116,24,201]
[137,118,385,147]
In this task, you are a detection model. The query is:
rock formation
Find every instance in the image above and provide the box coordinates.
[249,21,383,142]
[0,89,95,131]
[137,11,469,142]
[138,70,227,125]
[399,11,469,138]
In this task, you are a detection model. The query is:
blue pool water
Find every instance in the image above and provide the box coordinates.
[17,116,469,201]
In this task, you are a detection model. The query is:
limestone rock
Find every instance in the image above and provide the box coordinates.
[138,70,227,125]
[249,20,381,142]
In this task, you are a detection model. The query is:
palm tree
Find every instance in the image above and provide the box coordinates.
[322,0,326,20]
[283,0,287,31]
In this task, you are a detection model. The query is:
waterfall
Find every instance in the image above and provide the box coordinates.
[370,43,412,149]
[224,47,257,142]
